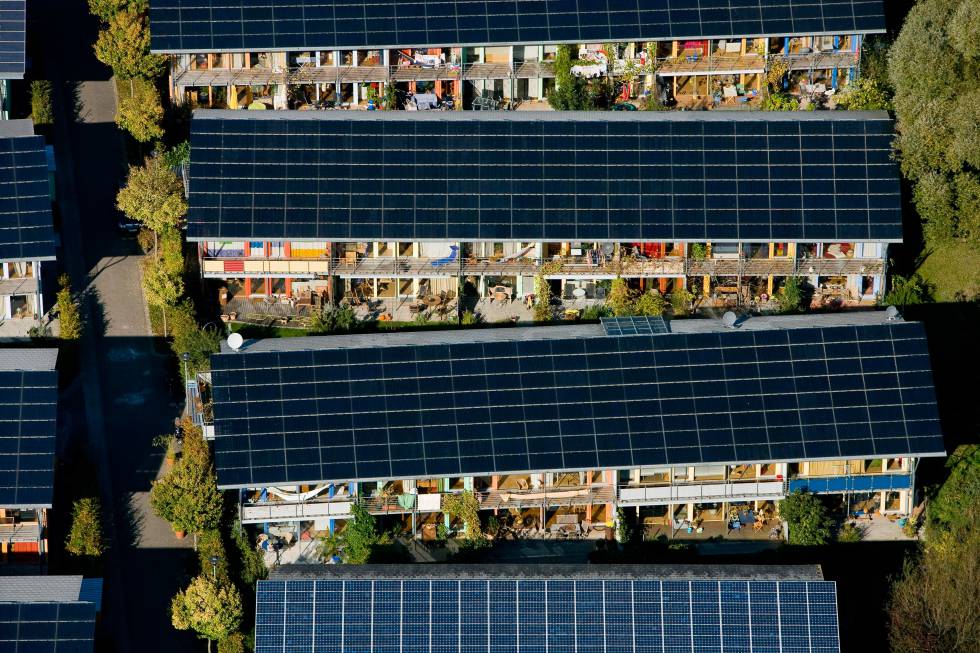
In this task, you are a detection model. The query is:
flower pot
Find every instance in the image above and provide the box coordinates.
[174,529,186,539]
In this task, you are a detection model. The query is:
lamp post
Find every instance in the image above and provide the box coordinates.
[207,555,220,653]
[180,351,191,381]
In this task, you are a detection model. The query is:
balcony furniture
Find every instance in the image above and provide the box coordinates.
[572,287,586,299]
[424,295,441,307]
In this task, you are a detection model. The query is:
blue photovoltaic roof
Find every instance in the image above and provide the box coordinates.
[208,316,944,489]
[151,0,885,53]
[0,127,56,263]
[0,1,25,79]
[255,573,841,653]
[188,110,902,244]
[0,602,96,653]
[0,350,59,509]
[601,316,671,336]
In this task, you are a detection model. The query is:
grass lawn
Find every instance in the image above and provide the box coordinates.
[916,241,980,302]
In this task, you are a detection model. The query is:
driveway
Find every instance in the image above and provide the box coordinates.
[35,1,196,651]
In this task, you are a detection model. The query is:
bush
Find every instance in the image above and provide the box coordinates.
[309,305,357,334]
[760,92,798,111]
[65,498,105,556]
[196,529,230,583]
[580,304,612,320]
[835,77,891,111]
[779,490,834,545]
[231,522,266,587]
[777,276,807,314]
[633,291,668,317]
[837,522,864,543]
[30,80,54,126]
[461,310,480,325]
[161,141,190,169]
[670,289,694,316]
[881,274,931,308]
[532,273,552,322]
[607,278,633,316]
[217,633,246,653]
[56,274,83,340]
[170,301,221,379]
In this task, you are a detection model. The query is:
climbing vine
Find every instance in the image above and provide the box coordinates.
[442,491,483,540]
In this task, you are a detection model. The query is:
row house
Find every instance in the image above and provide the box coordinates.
[202,311,944,543]
[151,1,885,110]
[187,110,899,315]
[255,565,842,653]
[0,120,56,337]
[0,349,58,568]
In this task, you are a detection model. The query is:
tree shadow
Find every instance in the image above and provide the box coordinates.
[79,283,110,338]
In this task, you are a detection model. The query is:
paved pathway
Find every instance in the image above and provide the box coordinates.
[38,1,197,650]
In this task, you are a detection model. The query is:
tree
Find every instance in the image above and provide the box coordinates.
[607,277,634,316]
[548,44,589,110]
[150,424,223,535]
[231,522,267,587]
[30,80,53,126]
[56,274,83,340]
[442,491,483,541]
[533,273,553,322]
[834,77,891,110]
[927,445,980,536]
[670,288,694,316]
[217,633,246,653]
[633,291,668,317]
[778,490,834,545]
[171,575,243,648]
[65,497,105,557]
[777,276,808,313]
[890,0,980,246]
[88,0,148,22]
[170,301,220,378]
[196,529,230,583]
[94,10,165,80]
[319,503,385,564]
[117,156,187,255]
[115,79,163,142]
[760,92,798,111]
[881,274,931,308]
[141,256,184,336]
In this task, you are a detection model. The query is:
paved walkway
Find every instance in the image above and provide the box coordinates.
[40,0,196,650]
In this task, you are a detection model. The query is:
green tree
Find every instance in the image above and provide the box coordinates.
[150,424,223,535]
[88,0,148,22]
[319,503,385,564]
[607,277,634,316]
[171,575,243,648]
[29,80,53,126]
[548,44,589,110]
[760,92,798,111]
[217,633,247,653]
[834,77,891,110]
[881,274,931,308]
[633,291,668,317]
[115,79,163,142]
[442,491,483,541]
[196,529,231,583]
[117,156,188,255]
[56,274,84,340]
[170,302,221,378]
[141,256,184,336]
[94,10,165,80]
[928,445,980,536]
[65,497,105,557]
[889,0,980,246]
[231,522,267,587]
[778,490,834,545]
[670,288,694,316]
[777,276,807,314]
[533,273,553,322]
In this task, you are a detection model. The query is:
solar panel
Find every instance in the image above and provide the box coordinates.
[0,1,25,79]
[150,0,886,53]
[255,577,841,653]
[209,320,944,489]
[601,316,670,336]
[187,111,902,244]
[0,355,58,508]
[0,134,56,262]
[0,602,96,653]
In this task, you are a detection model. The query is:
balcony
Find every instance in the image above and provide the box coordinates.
[618,479,785,506]
[480,484,616,510]
[687,256,883,277]
[201,257,329,279]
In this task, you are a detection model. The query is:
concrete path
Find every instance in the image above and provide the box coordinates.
[38,1,197,651]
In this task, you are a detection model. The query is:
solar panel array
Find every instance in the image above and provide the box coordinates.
[0,135,56,262]
[188,113,902,243]
[601,316,670,336]
[255,577,840,653]
[209,321,944,488]
[0,1,25,78]
[150,0,885,53]
[0,602,96,653]
[0,367,58,507]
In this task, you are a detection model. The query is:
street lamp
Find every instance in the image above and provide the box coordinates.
[209,554,220,579]
[180,351,191,381]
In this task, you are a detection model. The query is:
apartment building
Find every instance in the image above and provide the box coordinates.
[0,349,58,567]
[0,119,56,337]
[0,575,99,652]
[203,311,943,542]
[150,1,885,110]
[187,110,899,319]
[0,0,25,119]
[255,564,841,653]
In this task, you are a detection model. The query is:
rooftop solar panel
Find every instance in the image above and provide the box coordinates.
[188,111,902,244]
[0,1,25,79]
[255,575,841,653]
[0,602,97,653]
[0,131,56,263]
[208,319,944,489]
[150,0,885,54]
[0,351,59,508]
[601,316,671,336]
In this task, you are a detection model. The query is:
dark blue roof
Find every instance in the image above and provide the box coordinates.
[255,575,841,653]
[0,1,25,79]
[0,602,96,652]
[151,0,885,53]
[209,319,943,488]
[0,133,56,262]
[188,111,902,244]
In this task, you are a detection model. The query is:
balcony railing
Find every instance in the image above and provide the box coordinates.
[618,480,785,505]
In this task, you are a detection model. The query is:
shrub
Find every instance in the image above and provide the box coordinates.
[150,424,223,535]
[777,276,806,313]
[580,304,613,320]
[778,490,834,545]
[761,92,798,111]
[606,278,634,316]
[532,273,552,322]
[881,274,931,308]
[196,529,231,583]
[670,289,695,316]
[56,274,83,340]
[688,243,707,259]
[633,291,668,317]
[309,305,357,333]
[30,80,54,126]
[461,310,479,325]
[161,141,190,169]
[170,301,221,379]
[65,498,105,556]
[217,633,246,653]
[835,77,891,111]
[231,522,266,587]
[837,522,864,543]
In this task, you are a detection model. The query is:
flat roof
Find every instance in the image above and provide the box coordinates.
[0,129,57,264]
[0,576,83,603]
[0,1,25,79]
[0,575,97,653]
[209,311,944,489]
[151,0,884,54]
[189,111,901,244]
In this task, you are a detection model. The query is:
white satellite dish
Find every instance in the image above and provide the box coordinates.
[884,305,900,321]
[722,311,738,328]
[227,333,244,351]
